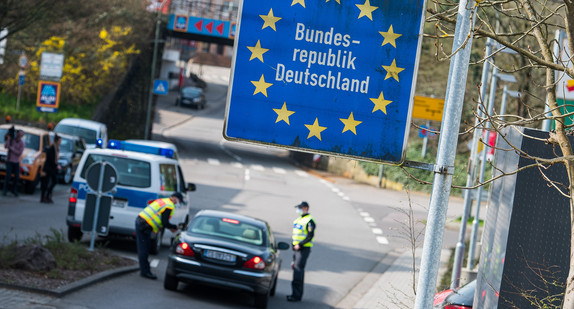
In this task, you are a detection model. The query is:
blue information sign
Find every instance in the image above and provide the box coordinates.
[225,0,425,164]
[153,79,169,95]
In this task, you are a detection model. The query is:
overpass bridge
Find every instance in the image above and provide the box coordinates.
[166,0,237,47]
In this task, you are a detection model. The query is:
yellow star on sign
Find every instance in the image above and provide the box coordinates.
[305,118,327,141]
[356,0,378,21]
[379,25,402,48]
[382,59,405,82]
[292,0,305,8]
[370,91,392,114]
[326,0,341,3]
[247,40,269,63]
[340,112,362,135]
[251,75,273,97]
[260,9,282,31]
[273,102,295,124]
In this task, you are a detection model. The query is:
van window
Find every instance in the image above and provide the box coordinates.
[81,154,151,188]
[160,164,177,192]
[56,125,98,145]
[23,133,41,151]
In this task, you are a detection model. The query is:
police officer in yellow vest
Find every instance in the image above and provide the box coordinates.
[135,192,183,279]
[287,201,316,302]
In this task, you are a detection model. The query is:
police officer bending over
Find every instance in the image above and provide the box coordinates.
[287,201,316,302]
[135,192,183,280]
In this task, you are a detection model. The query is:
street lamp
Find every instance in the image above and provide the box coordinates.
[144,0,169,140]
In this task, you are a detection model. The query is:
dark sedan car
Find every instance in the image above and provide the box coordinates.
[49,132,86,184]
[433,279,476,308]
[176,86,206,109]
[164,210,290,308]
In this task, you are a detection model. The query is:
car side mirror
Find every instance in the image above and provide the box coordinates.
[277,241,290,250]
[186,183,196,192]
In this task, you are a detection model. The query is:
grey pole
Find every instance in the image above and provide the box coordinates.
[144,9,163,140]
[414,1,476,307]
[500,85,509,121]
[450,36,493,289]
[89,162,107,252]
[542,29,562,131]
[467,67,498,269]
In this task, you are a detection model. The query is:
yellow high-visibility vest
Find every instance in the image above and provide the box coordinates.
[139,198,174,233]
[292,215,315,247]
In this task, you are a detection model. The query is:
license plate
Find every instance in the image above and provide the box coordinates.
[111,199,127,208]
[204,250,236,262]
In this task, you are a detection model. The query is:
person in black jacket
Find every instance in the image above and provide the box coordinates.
[40,134,61,203]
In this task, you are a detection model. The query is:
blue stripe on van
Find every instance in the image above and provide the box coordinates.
[73,181,163,209]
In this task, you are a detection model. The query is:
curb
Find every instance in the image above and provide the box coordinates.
[0,265,138,297]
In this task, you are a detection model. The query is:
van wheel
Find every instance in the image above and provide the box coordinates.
[68,226,83,242]
[150,229,163,255]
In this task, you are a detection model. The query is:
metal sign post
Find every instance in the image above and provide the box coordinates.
[84,162,118,251]
[414,0,476,307]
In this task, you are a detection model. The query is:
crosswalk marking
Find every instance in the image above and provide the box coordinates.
[376,236,389,245]
[232,162,243,168]
[273,167,286,174]
[207,158,220,165]
[252,164,264,171]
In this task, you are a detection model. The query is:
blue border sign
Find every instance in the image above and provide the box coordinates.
[224,0,425,164]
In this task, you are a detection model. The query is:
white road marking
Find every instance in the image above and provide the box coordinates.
[232,162,243,168]
[376,236,389,244]
[364,217,375,223]
[244,169,250,181]
[343,196,350,201]
[360,212,370,217]
[372,228,383,234]
[150,259,160,268]
[273,167,286,174]
[295,170,308,177]
[207,158,220,165]
[252,164,264,171]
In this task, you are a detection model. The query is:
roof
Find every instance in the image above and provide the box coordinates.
[0,124,48,136]
[55,118,107,130]
[83,147,179,163]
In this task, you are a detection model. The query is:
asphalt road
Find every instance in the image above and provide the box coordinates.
[0,65,466,308]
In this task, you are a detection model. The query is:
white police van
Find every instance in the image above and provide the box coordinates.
[66,140,195,254]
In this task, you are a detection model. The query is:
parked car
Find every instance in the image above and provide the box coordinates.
[0,124,50,194]
[164,210,290,308]
[433,279,476,308]
[176,86,206,109]
[50,132,86,184]
[54,118,108,149]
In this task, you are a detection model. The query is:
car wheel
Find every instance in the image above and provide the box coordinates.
[62,167,73,184]
[164,271,179,291]
[254,291,269,308]
[24,173,40,194]
[269,275,278,296]
[150,229,163,255]
[68,226,83,242]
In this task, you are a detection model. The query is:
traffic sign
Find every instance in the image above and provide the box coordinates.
[18,54,28,69]
[153,79,169,95]
[86,162,118,193]
[412,96,445,121]
[224,0,426,164]
[82,193,112,236]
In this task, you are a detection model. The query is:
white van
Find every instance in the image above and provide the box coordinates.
[55,118,108,149]
[66,141,195,254]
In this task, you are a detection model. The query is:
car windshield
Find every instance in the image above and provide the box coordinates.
[59,138,74,153]
[182,87,201,97]
[0,129,40,150]
[189,216,265,246]
[80,154,151,188]
[55,125,97,145]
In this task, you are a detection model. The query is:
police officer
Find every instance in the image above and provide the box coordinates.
[135,192,183,279]
[287,201,316,302]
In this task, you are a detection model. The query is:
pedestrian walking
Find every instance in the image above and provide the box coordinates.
[135,192,182,279]
[3,128,24,196]
[287,201,316,302]
[40,134,61,203]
